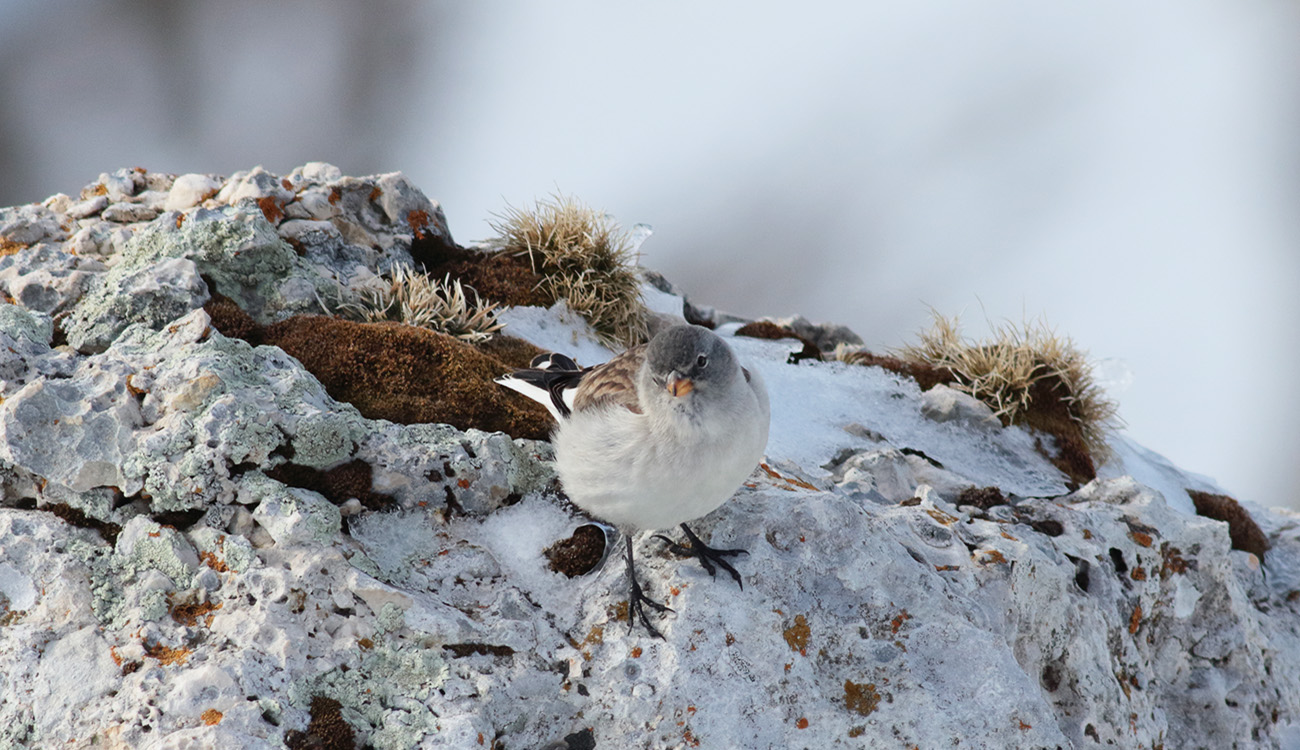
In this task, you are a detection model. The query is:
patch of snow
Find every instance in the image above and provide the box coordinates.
[496,301,615,366]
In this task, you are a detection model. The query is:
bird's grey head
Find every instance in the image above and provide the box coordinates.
[641,325,737,404]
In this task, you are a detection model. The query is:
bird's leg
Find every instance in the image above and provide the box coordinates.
[654,523,748,589]
[625,534,671,639]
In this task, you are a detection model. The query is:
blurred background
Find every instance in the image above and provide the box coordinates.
[2,0,1297,510]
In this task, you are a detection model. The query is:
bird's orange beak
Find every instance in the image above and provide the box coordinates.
[668,376,694,397]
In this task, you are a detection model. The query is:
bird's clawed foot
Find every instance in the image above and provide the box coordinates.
[654,523,748,589]
[625,535,672,639]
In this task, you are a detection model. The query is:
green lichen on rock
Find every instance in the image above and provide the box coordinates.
[246,473,342,547]
[289,640,448,750]
[63,206,335,352]
[0,302,53,345]
[289,411,364,470]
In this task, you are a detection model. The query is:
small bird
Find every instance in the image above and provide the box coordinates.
[496,324,770,637]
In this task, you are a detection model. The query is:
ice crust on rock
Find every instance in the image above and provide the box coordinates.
[0,165,1297,749]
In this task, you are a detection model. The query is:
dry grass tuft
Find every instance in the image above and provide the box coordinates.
[322,264,503,343]
[488,193,648,347]
[897,313,1120,468]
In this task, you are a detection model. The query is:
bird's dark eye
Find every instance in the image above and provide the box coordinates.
[696,354,708,368]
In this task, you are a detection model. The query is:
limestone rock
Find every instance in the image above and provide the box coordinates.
[0,165,1296,749]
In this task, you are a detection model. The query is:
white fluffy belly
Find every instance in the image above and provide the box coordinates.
[553,406,765,531]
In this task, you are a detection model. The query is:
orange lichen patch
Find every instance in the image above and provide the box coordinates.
[1000,530,1019,541]
[171,599,223,627]
[457,478,471,489]
[1017,719,1032,731]
[631,647,642,658]
[683,728,701,746]
[544,525,606,578]
[175,213,185,228]
[328,187,342,205]
[1188,490,1269,561]
[925,509,958,526]
[281,179,294,191]
[758,462,819,491]
[979,550,1008,565]
[1130,566,1147,582]
[144,643,191,666]
[844,680,881,717]
[890,610,912,634]
[1129,530,1154,548]
[266,459,394,512]
[109,646,123,666]
[368,186,383,203]
[783,614,810,655]
[0,238,27,257]
[577,625,605,653]
[198,551,229,573]
[285,695,355,750]
[935,564,960,572]
[407,209,430,239]
[848,726,866,738]
[1159,545,1189,579]
[201,709,223,726]
[725,633,736,646]
[256,196,284,224]
[1082,529,1093,540]
[794,718,809,730]
[1129,604,1142,635]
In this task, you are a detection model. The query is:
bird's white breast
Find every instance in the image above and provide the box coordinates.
[553,365,769,531]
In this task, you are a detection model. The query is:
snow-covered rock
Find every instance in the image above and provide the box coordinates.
[0,165,1296,749]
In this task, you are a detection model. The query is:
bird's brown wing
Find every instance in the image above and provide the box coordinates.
[572,344,647,415]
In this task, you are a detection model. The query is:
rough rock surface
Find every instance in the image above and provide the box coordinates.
[0,166,1297,749]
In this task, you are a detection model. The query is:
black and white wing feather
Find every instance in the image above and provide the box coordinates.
[495,353,587,421]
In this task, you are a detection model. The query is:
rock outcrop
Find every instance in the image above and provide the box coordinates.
[0,165,1297,749]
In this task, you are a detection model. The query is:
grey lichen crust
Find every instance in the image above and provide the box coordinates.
[0,165,1297,749]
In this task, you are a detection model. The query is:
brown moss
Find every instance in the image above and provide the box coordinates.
[203,292,261,344]
[1022,373,1096,485]
[473,333,546,370]
[205,297,554,441]
[836,348,954,392]
[260,316,550,439]
[417,242,552,309]
[1188,490,1269,561]
[285,695,357,750]
[956,486,1006,510]
[544,524,607,577]
[735,321,824,363]
[265,460,395,512]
